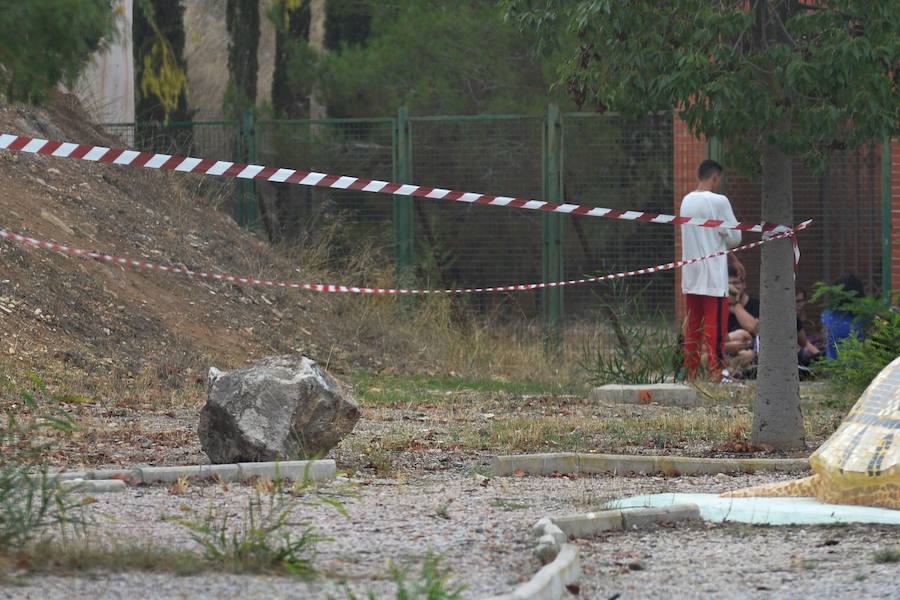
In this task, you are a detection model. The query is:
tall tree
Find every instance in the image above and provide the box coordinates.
[315,0,572,116]
[505,0,899,449]
[0,0,116,105]
[272,0,311,117]
[133,0,189,122]
[226,0,261,115]
[307,0,327,119]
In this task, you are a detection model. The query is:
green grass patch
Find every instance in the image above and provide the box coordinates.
[488,498,530,511]
[873,547,900,564]
[8,541,210,577]
[350,372,576,406]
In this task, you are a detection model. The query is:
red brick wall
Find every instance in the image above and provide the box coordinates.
[673,114,707,323]
[673,120,887,317]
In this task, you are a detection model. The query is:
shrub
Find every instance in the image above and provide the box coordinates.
[0,375,84,551]
[579,281,683,386]
[812,284,899,395]
[172,471,346,578]
[0,0,117,104]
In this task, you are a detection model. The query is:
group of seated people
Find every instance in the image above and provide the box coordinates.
[723,268,865,378]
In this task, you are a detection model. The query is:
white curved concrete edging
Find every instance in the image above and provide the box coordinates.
[483,544,580,600]
[483,504,700,599]
[491,453,809,477]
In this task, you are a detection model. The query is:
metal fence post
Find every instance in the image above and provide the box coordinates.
[883,135,892,296]
[233,116,245,225]
[393,106,415,282]
[242,108,260,231]
[542,103,564,342]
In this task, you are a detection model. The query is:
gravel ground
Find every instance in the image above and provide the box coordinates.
[576,522,900,600]
[0,470,831,599]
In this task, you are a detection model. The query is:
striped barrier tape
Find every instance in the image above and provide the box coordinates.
[0,132,796,234]
[0,221,809,296]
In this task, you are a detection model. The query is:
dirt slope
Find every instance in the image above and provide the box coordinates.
[0,94,372,399]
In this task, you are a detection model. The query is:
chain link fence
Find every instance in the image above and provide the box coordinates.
[101,110,889,329]
[254,118,396,280]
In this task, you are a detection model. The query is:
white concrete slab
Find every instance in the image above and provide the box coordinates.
[613,493,900,526]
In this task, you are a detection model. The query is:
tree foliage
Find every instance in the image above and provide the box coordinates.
[133,0,189,122]
[505,0,899,175]
[226,0,261,116]
[275,0,573,117]
[0,0,117,104]
[505,0,898,450]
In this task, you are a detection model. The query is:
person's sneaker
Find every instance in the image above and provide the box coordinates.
[721,369,739,384]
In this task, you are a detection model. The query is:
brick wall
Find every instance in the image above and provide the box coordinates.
[673,117,888,317]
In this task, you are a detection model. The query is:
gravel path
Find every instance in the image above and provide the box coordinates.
[576,522,899,600]
[0,470,837,599]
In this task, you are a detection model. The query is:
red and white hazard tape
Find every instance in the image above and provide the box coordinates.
[0,221,809,296]
[0,133,795,234]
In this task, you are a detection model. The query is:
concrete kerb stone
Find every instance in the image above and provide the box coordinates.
[486,504,704,599]
[483,544,580,600]
[238,460,336,482]
[620,504,700,530]
[140,464,241,485]
[589,383,700,407]
[552,510,624,538]
[491,453,810,477]
[59,479,127,493]
[550,504,699,538]
[43,460,337,487]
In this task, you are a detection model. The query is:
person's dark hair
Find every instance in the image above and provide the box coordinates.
[835,274,865,298]
[698,159,723,181]
[727,264,738,278]
[834,273,865,310]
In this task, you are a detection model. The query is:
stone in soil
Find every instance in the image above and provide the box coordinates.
[199,355,360,463]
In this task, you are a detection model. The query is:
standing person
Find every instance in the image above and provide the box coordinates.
[680,160,742,379]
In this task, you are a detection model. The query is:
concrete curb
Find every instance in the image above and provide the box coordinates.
[491,453,809,477]
[551,504,700,538]
[589,383,699,407]
[59,479,127,493]
[483,545,580,600]
[43,460,337,486]
[483,505,700,599]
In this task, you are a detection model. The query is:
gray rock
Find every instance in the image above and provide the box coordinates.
[199,356,360,464]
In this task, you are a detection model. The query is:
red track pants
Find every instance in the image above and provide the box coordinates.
[683,294,728,378]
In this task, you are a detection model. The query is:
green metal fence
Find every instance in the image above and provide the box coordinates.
[99,109,892,332]
[99,108,678,329]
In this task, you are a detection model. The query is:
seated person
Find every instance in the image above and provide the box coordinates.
[724,265,759,373]
[796,288,821,367]
[821,274,867,360]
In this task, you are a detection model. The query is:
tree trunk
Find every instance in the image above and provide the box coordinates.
[226,0,260,114]
[753,138,805,450]
[308,0,327,120]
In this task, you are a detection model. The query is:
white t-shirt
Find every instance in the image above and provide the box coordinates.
[680,190,741,297]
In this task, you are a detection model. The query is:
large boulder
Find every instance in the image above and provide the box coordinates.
[199,355,360,464]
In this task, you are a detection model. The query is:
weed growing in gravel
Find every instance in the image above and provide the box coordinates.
[367,447,398,477]
[391,553,464,600]
[0,375,85,552]
[488,498,530,510]
[579,281,683,386]
[873,547,900,564]
[339,552,464,600]
[17,540,209,576]
[171,473,345,578]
